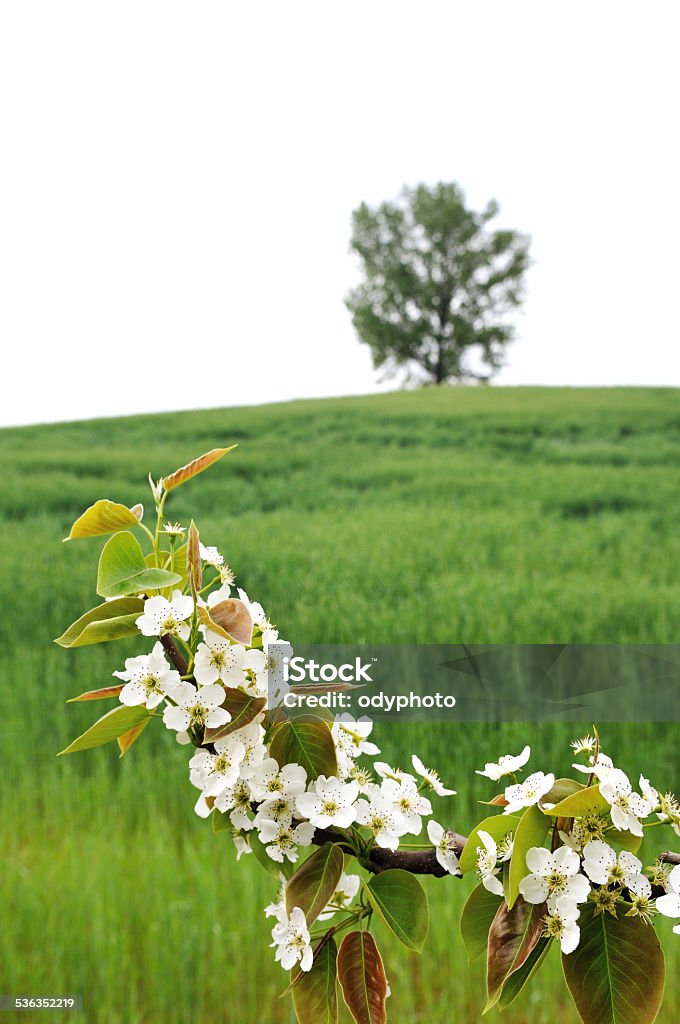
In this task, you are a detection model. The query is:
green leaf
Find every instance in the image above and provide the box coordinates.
[461,883,503,965]
[55,597,144,648]
[203,688,267,743]
[64,499,141,541]
[544,784,609,819]
[248,830,294,879]
[286,844,345,926]
[97,532,182,598]
[563,901,665,1024]
[161,445,237,492]
[542,777,584,807]
[269,716,338,781]
[507,804,551,908]
[145,549,188,590]
[58,705,150,755]
[211,810,230,835]
[459,812,523,874]
[337,931,387,1024]
[67,685,124,702]
[485,895,546,1010]
[498,935,552,1009]
[608,830,642,854]
[364,869,429,953]
[292,938,338,1024]
[117,716,151,756]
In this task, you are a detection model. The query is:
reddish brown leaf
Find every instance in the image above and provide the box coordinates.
[486,896,546,1010]
[117,715,152,756]
[187,520,202,594]
[286,844,344,926]
[198,599,253,646]
[161,446,237,492]
[203,688,266,743]
[67,685,125,702]
[337,931,387,1024]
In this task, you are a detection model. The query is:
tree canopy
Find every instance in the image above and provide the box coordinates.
[346,182,530,384]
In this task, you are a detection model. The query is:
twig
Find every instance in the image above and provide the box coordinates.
[160,634,188,675]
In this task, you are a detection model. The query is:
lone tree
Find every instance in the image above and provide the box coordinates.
[346,182,530,384]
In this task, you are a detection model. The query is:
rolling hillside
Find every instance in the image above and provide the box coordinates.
[2,387,679,1023]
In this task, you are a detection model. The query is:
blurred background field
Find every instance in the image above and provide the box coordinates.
[2,386,680,1023]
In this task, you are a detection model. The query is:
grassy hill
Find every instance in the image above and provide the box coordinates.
[2,387,679,1023]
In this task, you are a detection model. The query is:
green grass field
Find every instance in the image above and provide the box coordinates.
[2,386,679,1023]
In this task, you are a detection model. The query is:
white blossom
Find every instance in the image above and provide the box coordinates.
[199,543,224,568]
[214,778,255,831]
[217,565,235,589]
[332,716,380,777]
[570,735,597,756]
[572,752,614,780]
[380,778,432,835]
[599,769,652,837]
[411,754,456,796]
[264,883,287,922]
[233,720,267,780]
[261,627,282,654]
[241,648,269,697]
[193,792,213,818]
[656,864,680,935]
[232,831,251,860]
[476,745,531,782]
[258,818,315,863]
[476,830,504,896]
[296,776,360,829]
[113,641,180,709]
[557,817,607,854]
[373,762,416,786]
[254,794,298,830]
[518,846,590,911]
[271,906,313,971]
[135,590,193,640]
[503,772,555,814]
[206,584,233,609]
[543,897,581,954]
[189,735,247,797]
[162,681,230,733]
[193,632,246,687]
[639,775,660,811]
[582,840,651,897]
[657,792,680,837]
[354,790,407,850]
[249,759,307,803]
[237,587,270,629]
[427,820,460,875]
[347,764,376,793]
[318,873,362,921]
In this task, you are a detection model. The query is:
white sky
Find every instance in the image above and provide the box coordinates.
[1,2,679,427]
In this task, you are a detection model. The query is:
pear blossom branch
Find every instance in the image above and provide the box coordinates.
[311,825,467,877]
[159,638,680,878]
